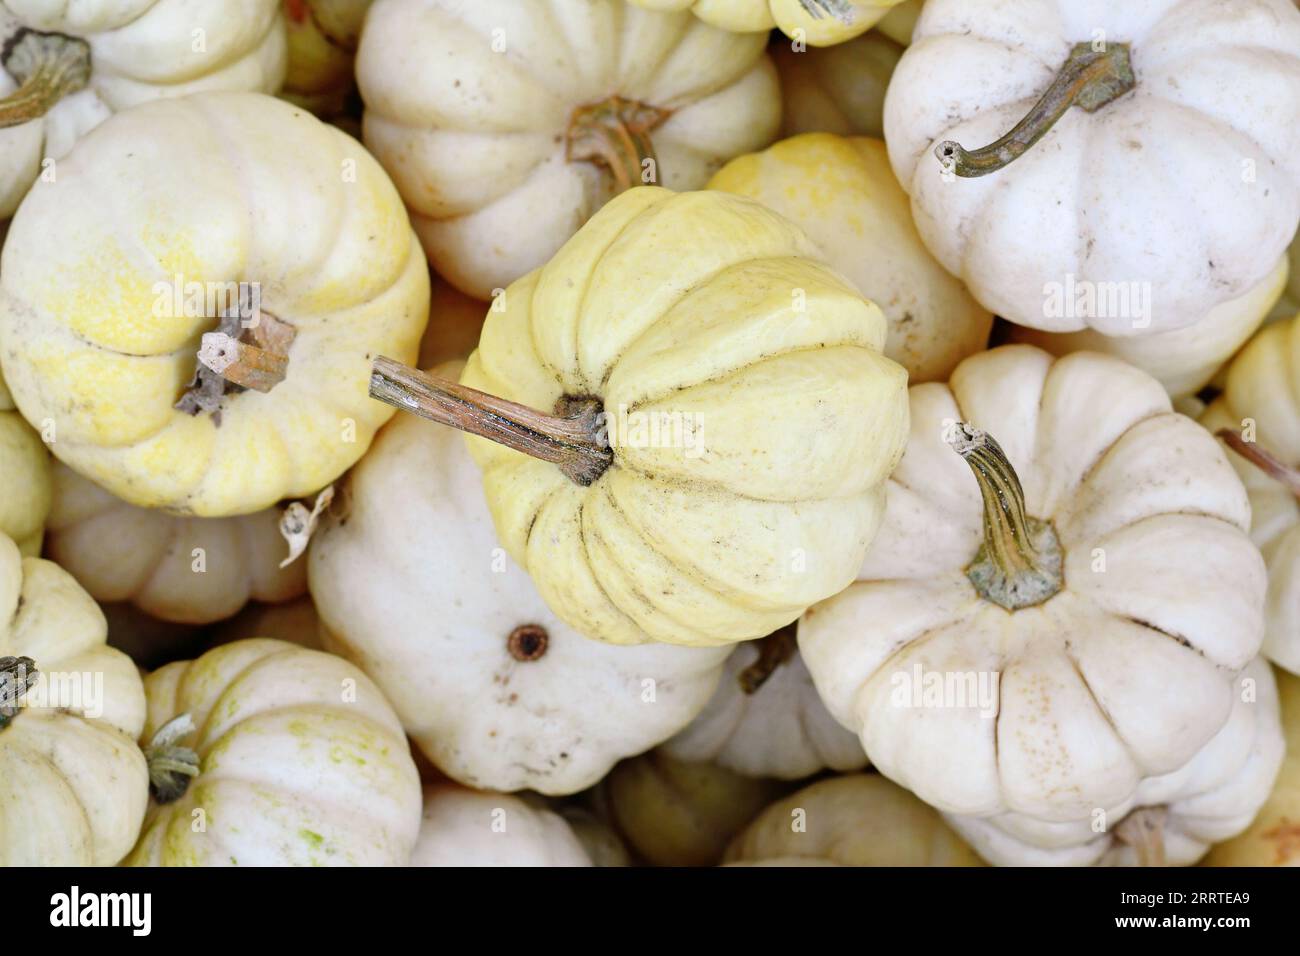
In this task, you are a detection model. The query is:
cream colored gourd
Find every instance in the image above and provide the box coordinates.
[367,188,909,649]
[0,92,430,517]
[725,774,984,866]
[410,785,592,866]
[0,531,148,865]
[947,657,1284,866]
[310,365,731,794]
[0,367,49,555]
[281,0,371,116]
[1203,667,1300,866]
[663,629,866,779]
[1200,314,1300,675]
[45,463,306,624]
[771,28,902,139]
[125,638,421,866]
[356,0,781,300]
[800,345,1266,821]
[593,750,785,866]
[884,0,1300,334]
[0,1,286,218]
[709,133,991,382]
[1272,232,1300,321]
[627,0,906,45]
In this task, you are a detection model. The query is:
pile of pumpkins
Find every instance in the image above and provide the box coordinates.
[0,0,1298,868]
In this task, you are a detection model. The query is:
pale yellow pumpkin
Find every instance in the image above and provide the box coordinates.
[410,784,592,867]
[0,91,430,517]
[725,774,984,866]
[45,463,306,625]
[709,133,991,382]
[770,29,903,139]
[0,367,50,555]
[0,531,148,865]
[628,0,907,46]
[281,0,372,116]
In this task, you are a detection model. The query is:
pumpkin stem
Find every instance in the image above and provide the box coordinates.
[565,95,671,193]
[0,656,37,730]
[176,304,296,421]
[737,625,798,695]
[145,713,201,804]
[947,423,1063,611]
[1216,428,1300,499]
[369,356,614,486]
[934,41,1134,178]
[796,0,855,22]
[1115,806,1168,867]
[0,29,91,129]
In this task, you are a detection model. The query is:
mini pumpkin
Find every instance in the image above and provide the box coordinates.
[0,91,430,517]
[883,0,1300,335]
[771,28,903,139]
[410,784,592,867]
[725,774,984,866]
[662,627,867,780]
[946,657,1284,866]
[1273,231,1300,321]
[709,133,991,382]
[368,188,910,647]
[310,367,731,794]
[1009,255,1289,399]
[45,463,306,625]
[1203,666,1300,867]
[800,345,1266,821]
[125,638,421,866]
[0,367,50,555]
[281,0,371,117]
[0,531,148,865]
[627,0,907,46]
[592,750,786,866]
[355,0,781,299]
[1200,313,1300,675]
[0,1,286,218]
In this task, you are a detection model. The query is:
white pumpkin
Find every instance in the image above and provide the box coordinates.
[309,362,731,795]
[410,784,592,866]
[771,28,903,139]
[0,531,148,865]
[45,463,306,625]
[627,0,907,46]
[946,657,1284,866]
[0,1,286,218]
[1009,254,1289,399]
[0,366,49,555]
[592,749,785,866]
[1200,313,1300,675]
[725,774,984,866]
[883,0,1300,335]
[800,345,1266,822]
[662,628,867,780]
[125,638,421,865]
[355,0,781,299]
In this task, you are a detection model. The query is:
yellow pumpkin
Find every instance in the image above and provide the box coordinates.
[45,463,306,624]
[281,0,372,116]
[725,774,984,866]
[0,367,50,555]
[0,91,430,517]
[628,0,907,46]
[369,186,909,647]
[770,29,903,139]
[1203,667,1300,866]
[0,531,147,865]
[709,133,991,382]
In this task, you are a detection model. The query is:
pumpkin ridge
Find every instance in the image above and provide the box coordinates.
[1059,640,1141,776]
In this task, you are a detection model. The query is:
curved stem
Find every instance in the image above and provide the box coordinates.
[0,29,92,129]
[737,625,797,695]
[1116,806,1168,867]
[369,356,613,486]
[145,713,201,804]
[0,656,37,730]
[947,423,1063,610]
[935,42,1134,178]
[1216,428,1300,499]
[566,96,671,193]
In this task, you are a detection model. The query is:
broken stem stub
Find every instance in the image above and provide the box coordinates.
[737,625,798,694]
[145,713,201,804]
[0,28,91,129]
[369,356,613,486]
[1217,428,1300,499]
[935,41,1135,177]
[566,95,671,193]
[177,308,296,421]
